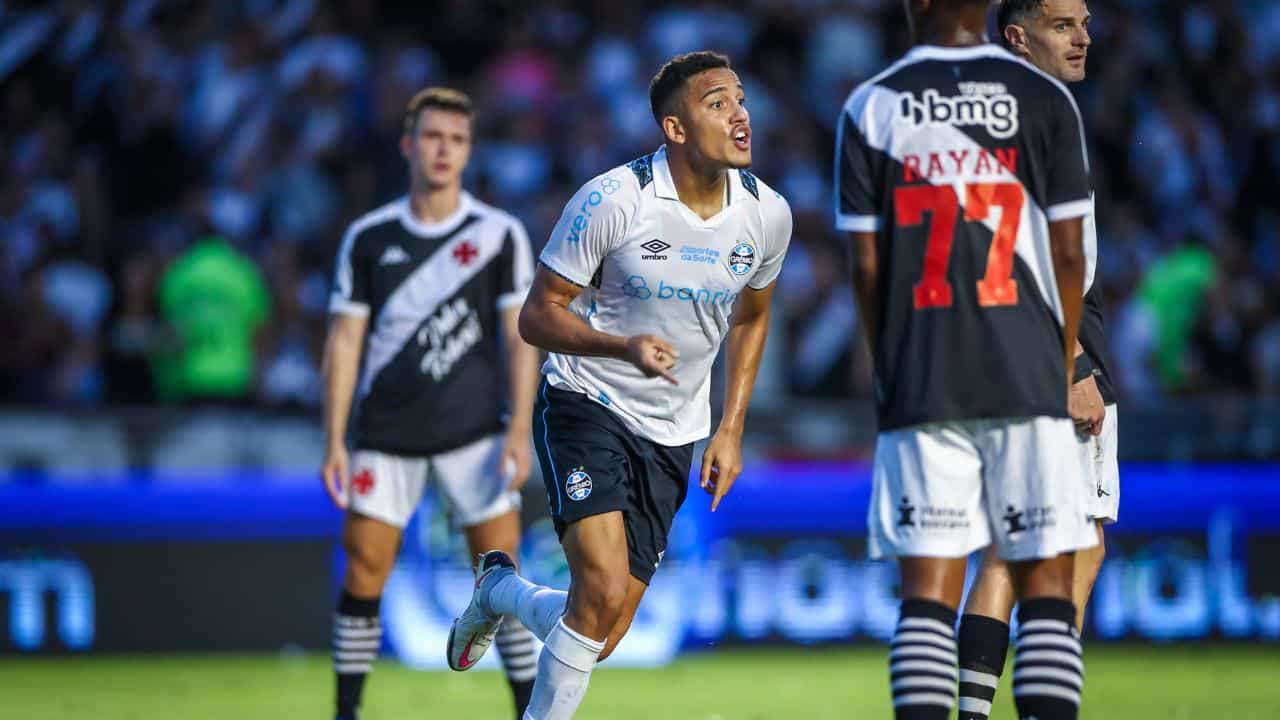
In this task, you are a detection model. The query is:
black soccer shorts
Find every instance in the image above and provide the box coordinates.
[532,382,693,584]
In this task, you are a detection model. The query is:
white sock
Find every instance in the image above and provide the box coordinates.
[523,619,603,720]
[486,572,568,642]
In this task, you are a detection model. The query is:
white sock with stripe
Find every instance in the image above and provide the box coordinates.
[890,599,958,720]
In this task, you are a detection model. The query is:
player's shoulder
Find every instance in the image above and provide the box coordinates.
[839,48,933,129]
[737,169,789,222]
[464,193,528,238]
[343,198,403,241]
[567,157,646,214]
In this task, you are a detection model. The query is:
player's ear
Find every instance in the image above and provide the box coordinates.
[1004,25,1029,55]
[661,114,685,145]
[399,130,413,160]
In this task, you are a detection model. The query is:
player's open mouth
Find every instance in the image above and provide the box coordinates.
[1067,54,1085,64]
[732,127,750,150]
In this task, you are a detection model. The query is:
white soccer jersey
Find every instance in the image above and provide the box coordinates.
[538,146,792,446]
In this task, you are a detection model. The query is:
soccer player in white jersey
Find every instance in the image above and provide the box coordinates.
[321,88,542,720]
[954,3,1120,719]
[446,51,792,719]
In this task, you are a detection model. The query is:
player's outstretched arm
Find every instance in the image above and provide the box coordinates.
[321,312,368,508]
[518,266,679,384]
[701,282,776,512]
[1049,218,1086,385]
[848,231,881,357]
[499,305,541,490]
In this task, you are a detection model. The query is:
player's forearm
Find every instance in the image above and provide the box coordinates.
[1049,220,1086,382]
[502,308,541,430]
[719,309,770,436]
[321,322,364,450]
[848,232,880,357]
[518,301,629,359]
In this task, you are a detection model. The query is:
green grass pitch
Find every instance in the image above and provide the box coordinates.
[5,646,1278,719]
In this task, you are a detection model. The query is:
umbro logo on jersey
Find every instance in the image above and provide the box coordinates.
[379,246,410,266]
[640,239,671,260]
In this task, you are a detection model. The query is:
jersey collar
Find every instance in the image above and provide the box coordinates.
[397,191,475,237]
[652,145,736,209]
[651,146,680,201]
[906,43,1012,63]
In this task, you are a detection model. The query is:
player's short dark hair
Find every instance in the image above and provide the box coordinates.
[648,51,732,124]
[997,0,1045,34]
[403,87,473,134]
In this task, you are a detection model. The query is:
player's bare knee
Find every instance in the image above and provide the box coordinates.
[568,574,629,636]
[343,539,394,591]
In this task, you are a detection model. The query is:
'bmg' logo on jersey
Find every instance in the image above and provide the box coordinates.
[898,88,1019,139]
[566,468,592,501]
[728,243,755,275]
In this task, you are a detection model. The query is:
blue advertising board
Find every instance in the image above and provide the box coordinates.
[1,462,1277,661]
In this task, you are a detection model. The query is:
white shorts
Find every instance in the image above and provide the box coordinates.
[348,434,520,529]
[1081,403,1119,524]
[869,416,1098,562]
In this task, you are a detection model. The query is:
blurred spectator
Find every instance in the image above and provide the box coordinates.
[155,236,270,403]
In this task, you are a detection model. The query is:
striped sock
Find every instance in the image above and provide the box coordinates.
[957,614,1010,720]
[334,591,381,720]
[496,617,538,717]
[889,599,958,720]
[1013,598,1083,720]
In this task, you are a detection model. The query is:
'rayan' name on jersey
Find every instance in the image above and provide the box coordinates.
[898,85,1020,139]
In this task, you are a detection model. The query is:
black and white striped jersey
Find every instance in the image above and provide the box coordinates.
[835,44,1092,431]
[330,193,534,455]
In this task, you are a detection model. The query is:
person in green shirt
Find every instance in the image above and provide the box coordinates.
[156,235,271,402]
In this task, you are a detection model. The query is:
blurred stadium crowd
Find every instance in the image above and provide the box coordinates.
[3,0,1280,408]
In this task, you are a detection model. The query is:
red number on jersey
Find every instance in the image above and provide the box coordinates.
[894,182,1025,310]
[895,185,958,309]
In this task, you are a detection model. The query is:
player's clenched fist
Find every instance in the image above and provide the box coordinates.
[625,334,680,385]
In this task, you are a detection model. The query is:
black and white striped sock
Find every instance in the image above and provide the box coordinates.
[495,617,537,716]
[957,614,1010,720]
[889,599,958,720]
[334,591,381,720]
[1013,598,1083,720]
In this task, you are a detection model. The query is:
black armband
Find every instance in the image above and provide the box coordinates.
[1072,352,1095,384]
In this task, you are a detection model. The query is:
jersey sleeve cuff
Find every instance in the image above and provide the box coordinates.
[329,297,370,317]
[836,213,881,232]
[538,257,589,287]
[1046,199,1092,222]
[497,289,529,310]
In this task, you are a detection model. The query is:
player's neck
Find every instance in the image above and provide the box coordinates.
[916,20,988,48]
[666,149,728,221]
[407,183,463,224]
